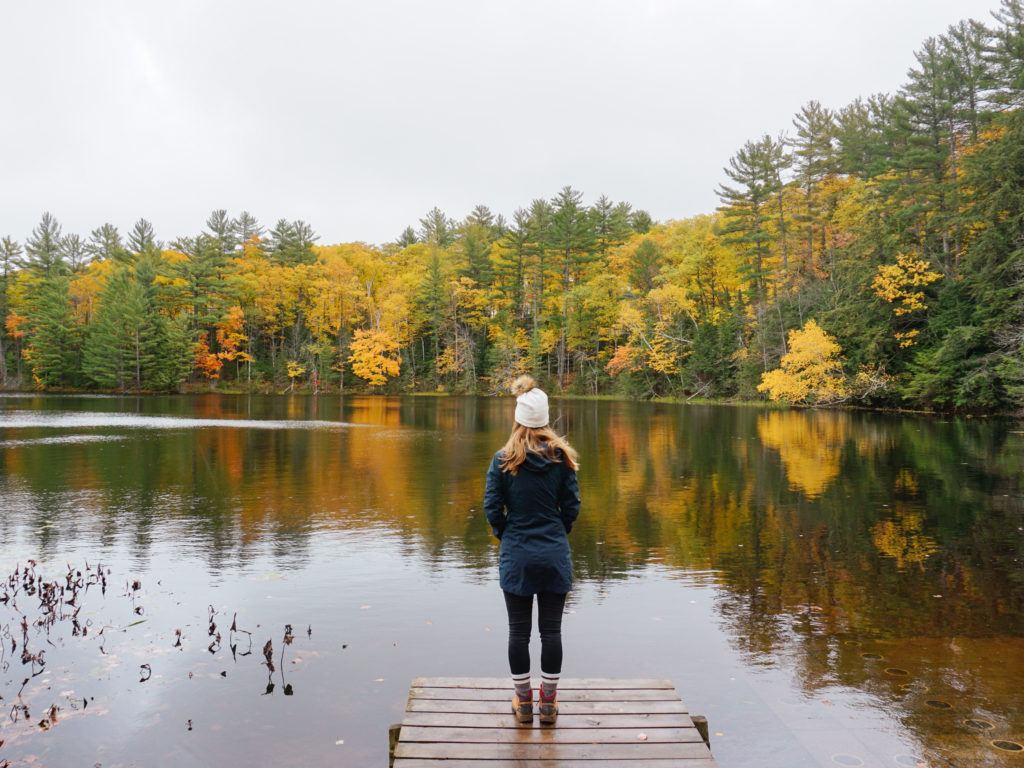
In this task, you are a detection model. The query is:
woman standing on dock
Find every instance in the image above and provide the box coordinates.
[484,375,580,725]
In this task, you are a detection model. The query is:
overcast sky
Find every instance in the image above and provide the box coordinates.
[1,0,1002,248]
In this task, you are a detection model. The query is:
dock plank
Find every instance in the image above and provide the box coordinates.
[409,687,682,702]
[412,676,675,689]
[398,725,702,744]
[402,712,692,728]
[395,741,713,760]
[406,698,689,715]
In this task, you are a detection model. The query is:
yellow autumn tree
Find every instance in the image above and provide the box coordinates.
[758,319,848,405]
[285,360,305,391]
[871,252,942,348]
[348,328,401,387]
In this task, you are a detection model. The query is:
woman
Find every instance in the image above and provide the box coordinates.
[484,375,580,725]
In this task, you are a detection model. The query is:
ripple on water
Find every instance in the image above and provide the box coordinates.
[831,754,864,767]
[0,411,368,431]
[992,740,1024,752]
[0,434,127,448]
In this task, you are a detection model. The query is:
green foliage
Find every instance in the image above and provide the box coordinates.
[25,276,79,387]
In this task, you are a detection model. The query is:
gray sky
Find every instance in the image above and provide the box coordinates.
[1,0,1002,248]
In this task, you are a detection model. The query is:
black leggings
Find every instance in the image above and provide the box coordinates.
[503,590,567,676]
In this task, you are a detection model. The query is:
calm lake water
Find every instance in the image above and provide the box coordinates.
[1,394,1022,767]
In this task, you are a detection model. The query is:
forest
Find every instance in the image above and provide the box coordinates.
[2,0,1024,411]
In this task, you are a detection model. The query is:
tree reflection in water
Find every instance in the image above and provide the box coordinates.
[1,394,1022,766]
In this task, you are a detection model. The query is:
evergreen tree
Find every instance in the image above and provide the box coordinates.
[717,136,787,303]
[942,19,992,139]
[24,212,67,277]
[900,37,963,271]
[128,218,160,256]
[591,195,633,257]
[629,209,653,234]
[460,205,501,285]
[135,254,193,390]
[418,207,457,248]
[82,267,146,390]
[88,223,130,263]
[987,0,1024,105]
[495,209,531,319]
[267,219,318,265]
[629,237,664,294]
[790,101,838,272]
[62,234,89,274]
[395,226,418,247]
[25,275,79,387]
[235,211,264,244]
[549,186,597,385]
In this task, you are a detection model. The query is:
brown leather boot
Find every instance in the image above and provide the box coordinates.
[512,692,533,723]
[538,694,558,724]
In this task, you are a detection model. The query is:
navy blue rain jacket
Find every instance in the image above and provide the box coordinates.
[484,448,580,596]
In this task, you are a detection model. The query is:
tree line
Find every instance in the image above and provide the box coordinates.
[3,0,1024,411]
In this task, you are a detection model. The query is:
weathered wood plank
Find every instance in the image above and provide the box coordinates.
[401,712,694,729]
[404,701,690,718]
[406,698,690,715]
[409,687,682,702]
[412,676,674,689]
[395,741,714,760]
[394,760,720,768]
[397,726,702,744]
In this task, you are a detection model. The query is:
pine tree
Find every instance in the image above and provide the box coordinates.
[128,218,160,256]
[790,101,838,272]
[987,0,1024,105]
[267,219,318,265]
[629,237,664,294]
[418,208,456,248]
[25,275,79,387]
[900,37,963,272]
[395,226,418,247]
[82,268,145,390]
[495,209,532,319]
[717,135,788,303]
[205,209,240,257]
[88,223,130,263]
[629,209,653,234]
[591,195,633,258]
[62,234,89,274]
[24,212,67,277]
[550,186,597,386]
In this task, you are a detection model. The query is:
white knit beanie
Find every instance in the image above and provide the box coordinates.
[511,375,548,428]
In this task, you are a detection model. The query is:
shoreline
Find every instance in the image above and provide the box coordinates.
[0,385,1012,418]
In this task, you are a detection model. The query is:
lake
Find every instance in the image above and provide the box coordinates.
[0,394,1022,767]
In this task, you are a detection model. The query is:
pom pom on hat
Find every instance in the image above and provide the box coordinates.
[511,375,548,428]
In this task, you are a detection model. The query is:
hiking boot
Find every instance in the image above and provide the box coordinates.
[512,692,533,723]
[538,694,558,724]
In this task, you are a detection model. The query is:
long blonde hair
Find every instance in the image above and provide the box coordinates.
[499,423,579,476]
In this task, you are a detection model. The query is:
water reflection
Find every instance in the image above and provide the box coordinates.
[1,394,1022,767]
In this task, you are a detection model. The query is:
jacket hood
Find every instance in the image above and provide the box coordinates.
[521,448,562,473]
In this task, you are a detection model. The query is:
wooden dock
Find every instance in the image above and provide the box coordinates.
[391,676,718,767]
